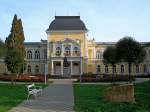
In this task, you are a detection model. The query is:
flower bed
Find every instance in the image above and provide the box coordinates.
[76,74,135,82]
[135,74,150,78]
[0,74,46,82]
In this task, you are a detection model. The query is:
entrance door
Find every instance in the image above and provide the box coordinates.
[55,62,61,75]
[63,67,70,77]
[73,62,80,75]
[63,63,71,77]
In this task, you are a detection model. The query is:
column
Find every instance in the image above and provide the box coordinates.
[47,41,49,58]
[32,49,34,59]
[80,58,83,75]
[51,60,54,75]
[62,44,64,57]
[71,44,73,56]
[53,42,55,56]
[61,60,63,76]
[71,61,73,75]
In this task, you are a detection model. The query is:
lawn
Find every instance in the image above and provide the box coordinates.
[0,83,47,112]
[74,81,150,112]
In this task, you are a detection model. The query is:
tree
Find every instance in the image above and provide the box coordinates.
[5,14,26,84]
[5,49,23,80]
[103,46,117,82]
[116,37,146,82]
[0,39,6,58]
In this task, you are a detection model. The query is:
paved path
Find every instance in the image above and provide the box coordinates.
[10,80,75,112]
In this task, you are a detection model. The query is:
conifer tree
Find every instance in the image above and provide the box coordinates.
[5,14,26,84]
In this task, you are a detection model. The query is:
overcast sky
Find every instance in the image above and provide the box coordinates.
[0,0,150,42]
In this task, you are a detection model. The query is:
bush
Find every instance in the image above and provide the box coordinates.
[135,74,150,78]
[0,74,46,82]
[82,72,97,77]
[49,75,72,79]
[77,74,135,82]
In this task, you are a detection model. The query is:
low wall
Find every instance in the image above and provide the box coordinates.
[104,84,135,102]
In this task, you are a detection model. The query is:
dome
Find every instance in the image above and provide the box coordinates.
[47,16,87,31]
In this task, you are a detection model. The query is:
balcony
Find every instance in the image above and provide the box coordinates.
[52,51,81,57]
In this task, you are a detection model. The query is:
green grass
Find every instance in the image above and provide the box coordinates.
[74,81,150,112]
[0,83,48,112]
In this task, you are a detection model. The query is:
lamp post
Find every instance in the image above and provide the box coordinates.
[45,63,48,85]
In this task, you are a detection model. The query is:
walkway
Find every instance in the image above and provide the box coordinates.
[9,79,75,112]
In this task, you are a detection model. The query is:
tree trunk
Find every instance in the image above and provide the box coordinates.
[11,74,14,85]
[11,73,16,85]
[128,63,132,83]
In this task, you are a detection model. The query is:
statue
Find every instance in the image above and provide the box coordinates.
[63,57,68,67]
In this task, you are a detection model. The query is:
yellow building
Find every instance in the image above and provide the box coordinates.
[0,16,150,76]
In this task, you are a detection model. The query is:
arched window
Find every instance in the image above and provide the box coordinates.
[74,47,79,54]
[144,64,147,73]
[56,47,61,56]
[97,65,101,74]
[44,49,47,59]
[27,65,31,73]
[136,65,140,73]
[105,65,108,73]
[96,51,103,59]
[121,65,124,73]
[65,46,71,56]
[27,51,32,59]
[35,65,39,73]
[35,50,40,59]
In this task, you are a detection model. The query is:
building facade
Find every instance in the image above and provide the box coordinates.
[0,16,150,76]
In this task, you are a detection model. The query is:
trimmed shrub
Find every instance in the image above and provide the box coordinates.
[76,74,135,82]
[0,74,46,82]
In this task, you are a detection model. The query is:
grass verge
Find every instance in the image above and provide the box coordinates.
[74,81,150,112]
[0,83,48,112]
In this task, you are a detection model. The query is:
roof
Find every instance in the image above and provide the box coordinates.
[96,42,149,45]
[24,42,40,45]
[47,16,87,31]
[96,42,116,45]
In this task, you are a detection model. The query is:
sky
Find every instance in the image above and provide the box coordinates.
[0,0,150,42]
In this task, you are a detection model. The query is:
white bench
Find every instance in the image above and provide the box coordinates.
[26,83,42,99]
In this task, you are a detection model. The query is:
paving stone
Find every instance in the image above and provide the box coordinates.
[9,80,75,112]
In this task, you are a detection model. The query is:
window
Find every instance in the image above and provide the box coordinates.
[27,65,31,73]
[144,64,147,73]
[27,51,32,59]
[74,47,79,54]
[136,65,140,73]
[73,63,79,66]
[105,65,108,73]
[44,49,47,59]
[97,65,101,74]
[121,65,124,73]
[96,51,103,59]
[35,65,39,73]
[56,62,61,66]
[56,47,61,56]
[35,50,40,59]
[65,46,71,56]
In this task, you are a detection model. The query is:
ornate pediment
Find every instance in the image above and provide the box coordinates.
[62,38,79,45]
[55,38,80,47]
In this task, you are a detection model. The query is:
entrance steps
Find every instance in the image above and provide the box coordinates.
[48,79,77,84]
